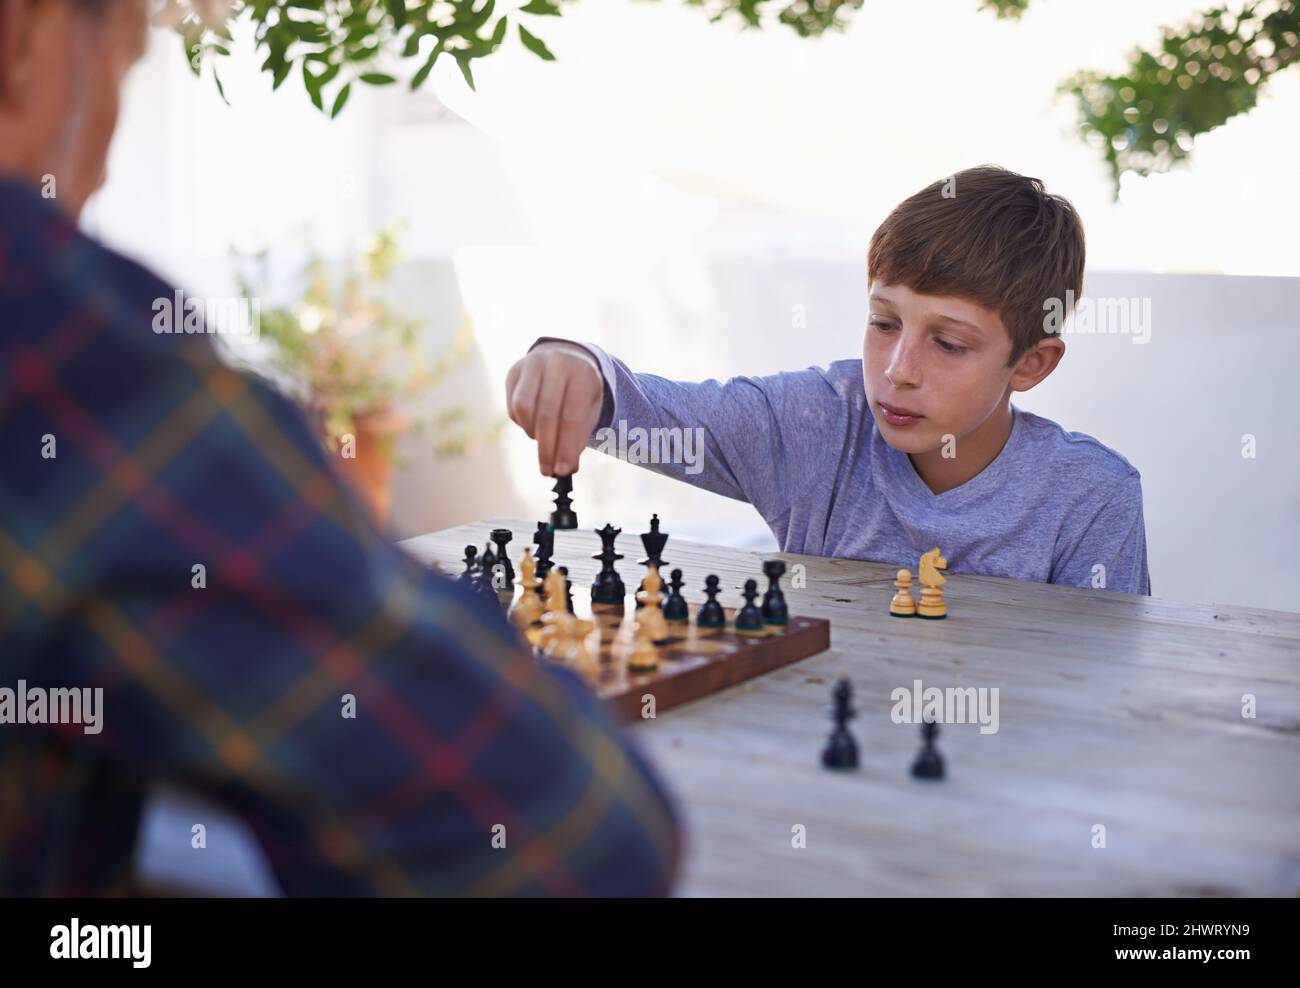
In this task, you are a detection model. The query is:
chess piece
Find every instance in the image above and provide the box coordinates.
[627,630,660,673]
[487,562,510,602]
[509,548,544,629]
[911,719,945,780]
[532,522,555,582]
[662,568,689,623]
[890,568,917,617]
[734,578,763,633]
[556,614,596,675]
[635,566,672,644]
[490,529,515,589]
[550,475,578,530]
[591,523,626,607]
[476,543,504,601]
[697,575,725,628]
[536,568,571,657]
[821,679,859,770]
[627,588,662,673]
[458,545,479,587]
[636,514,668,608]
[760,559,788,625]
[916,548,948,619]
[557,565,575,614]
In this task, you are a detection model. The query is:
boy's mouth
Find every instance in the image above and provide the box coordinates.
[878,401,924,426]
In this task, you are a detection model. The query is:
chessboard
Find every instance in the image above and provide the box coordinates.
[439,505,831,720]
[521,589,830,720]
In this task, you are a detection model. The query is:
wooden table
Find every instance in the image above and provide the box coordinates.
[402,519,1300,897]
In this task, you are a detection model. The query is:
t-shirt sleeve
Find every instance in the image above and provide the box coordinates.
[530,337,799,517]
[1049,474,1151,595]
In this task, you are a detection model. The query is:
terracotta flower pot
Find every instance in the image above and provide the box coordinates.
[329,408,408,527]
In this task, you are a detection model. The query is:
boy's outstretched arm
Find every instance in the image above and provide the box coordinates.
[506,338,814,518]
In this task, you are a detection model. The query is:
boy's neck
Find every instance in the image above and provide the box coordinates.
[908,401,1015,495]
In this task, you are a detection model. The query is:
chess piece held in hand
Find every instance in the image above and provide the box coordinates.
[550,475,578,530]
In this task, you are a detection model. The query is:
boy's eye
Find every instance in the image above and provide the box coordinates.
[868,318,897,333]
[934,336,966,354]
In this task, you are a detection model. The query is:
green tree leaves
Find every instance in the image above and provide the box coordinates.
[518,24,556,60]
[167,0,1298,189]
[1062,1,1299,194]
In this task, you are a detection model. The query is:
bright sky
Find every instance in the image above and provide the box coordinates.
[433,0,1300,275]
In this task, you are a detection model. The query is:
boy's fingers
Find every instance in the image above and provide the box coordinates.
[507,358,541,438]
[533,365,569,477]
[553,381,602,477]
[504,362,521,418]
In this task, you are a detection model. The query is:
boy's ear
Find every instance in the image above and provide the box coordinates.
[1008,337,1066,393]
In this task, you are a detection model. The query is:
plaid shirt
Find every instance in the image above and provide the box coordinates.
[0,179,680,896]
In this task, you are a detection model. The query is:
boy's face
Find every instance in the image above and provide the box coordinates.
[862,283,1023,456]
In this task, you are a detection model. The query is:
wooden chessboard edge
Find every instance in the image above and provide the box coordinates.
[609,616,831,723]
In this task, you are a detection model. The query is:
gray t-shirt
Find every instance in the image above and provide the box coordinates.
[572,343,1150,595]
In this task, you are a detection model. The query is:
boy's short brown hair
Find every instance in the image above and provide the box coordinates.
[867,165,1085,364]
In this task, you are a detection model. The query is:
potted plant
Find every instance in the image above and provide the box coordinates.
[234,225,478,524]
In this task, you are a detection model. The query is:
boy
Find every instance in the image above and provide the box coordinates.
[505,166,1150,595]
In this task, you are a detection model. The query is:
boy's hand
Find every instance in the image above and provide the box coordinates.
[505,341,605,477]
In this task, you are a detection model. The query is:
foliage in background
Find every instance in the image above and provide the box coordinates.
[1057,2,1298,190]
[233,225,485,458]
[158,0,1299,191]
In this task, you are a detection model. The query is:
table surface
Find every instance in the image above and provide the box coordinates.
[402,519,1300,897]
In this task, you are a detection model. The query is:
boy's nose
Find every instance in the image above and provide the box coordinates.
[885,342,921,387]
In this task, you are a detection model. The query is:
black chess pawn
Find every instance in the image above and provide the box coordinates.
[662,568,689,622]
[532,521,555,582]
[550,475,578,530]
[821,679,859,770]
[475,559,501,602]
[458,545,479,587]
[760,559,789,625]
[487,563,511,603]
[734,578,764,632]
[557,565,575,614]
[636,514,669,609]
[478,543,503,596]
[911,719,945,780]
[696,575,725,628]
[590,523,626,607]
[490,529,515,589]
